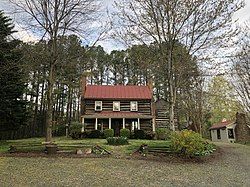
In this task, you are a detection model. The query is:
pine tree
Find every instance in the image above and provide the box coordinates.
[0,11,27,131]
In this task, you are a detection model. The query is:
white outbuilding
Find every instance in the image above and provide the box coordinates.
[209,120,236,143]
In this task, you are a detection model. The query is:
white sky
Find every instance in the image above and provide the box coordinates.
[233,0,250,24]
[0,0,249,52]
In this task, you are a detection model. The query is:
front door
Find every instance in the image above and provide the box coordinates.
[111,119,122,136]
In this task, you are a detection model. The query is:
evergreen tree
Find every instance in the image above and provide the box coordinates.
[0,11,27,131]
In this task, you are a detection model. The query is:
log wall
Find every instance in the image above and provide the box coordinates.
[84,99,152,115]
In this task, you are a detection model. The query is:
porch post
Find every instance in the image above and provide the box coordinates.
[109,118,111,129]
[123,118,125,129]
[132,121,134,131]
[138,118,140,130]
[152,118,156,132]
[81,117,85,132]
[95,118,98,130]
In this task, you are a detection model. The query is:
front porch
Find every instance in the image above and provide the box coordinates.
[81,112,155,136]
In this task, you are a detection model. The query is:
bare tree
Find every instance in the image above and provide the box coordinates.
[232,22,250,114]
[9,0,105,142]
[113,0,243,130]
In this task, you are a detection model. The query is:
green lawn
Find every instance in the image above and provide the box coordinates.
[0,143,249,186]
[0,137,170,155]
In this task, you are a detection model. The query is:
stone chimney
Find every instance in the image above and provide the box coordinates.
[147,79,153,95]
[81,75,87,97]
[147,79,156,131]
[235,112,250,143]
[80,74,87,115]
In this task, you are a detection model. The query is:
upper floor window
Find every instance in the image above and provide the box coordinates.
[113,101,120,111]
[130,101,138,111]
[95,101,102,111]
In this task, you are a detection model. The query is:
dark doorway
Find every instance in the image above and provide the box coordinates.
[217,129,221,139]
[228,129,234,139]
[112,119,122,137]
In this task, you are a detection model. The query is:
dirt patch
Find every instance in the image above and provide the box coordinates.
[0,151,110,159]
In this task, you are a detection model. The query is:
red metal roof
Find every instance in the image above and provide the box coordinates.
[84,85,152,100]
[209,121,235,130]
[83,111,153,119]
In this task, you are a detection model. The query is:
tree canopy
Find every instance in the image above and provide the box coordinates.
[207,76,240,124]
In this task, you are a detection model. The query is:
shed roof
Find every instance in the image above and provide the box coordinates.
[209,121,235,130]
[84,85,152,100]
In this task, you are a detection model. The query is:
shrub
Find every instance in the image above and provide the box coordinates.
[170,130,214,157]
[103,129,114,138]
[155,128,171,140]
[81,131,88,138]
[133,129,146,139]
[106,137,129,145]
[120,129,130,138]
[87,130,102,138]
[69,122,82,139]
[200,142,216,156]
[145,131,155,140]
[52,124,66,137]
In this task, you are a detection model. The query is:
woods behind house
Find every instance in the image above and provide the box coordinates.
[0,0,249,140]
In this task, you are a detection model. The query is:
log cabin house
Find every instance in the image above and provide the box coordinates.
[81,79,156,136]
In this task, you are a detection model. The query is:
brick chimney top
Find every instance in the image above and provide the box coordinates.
[222,118,227,122]
[147,79,153,94]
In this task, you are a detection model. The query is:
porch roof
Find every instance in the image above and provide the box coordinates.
[82,111,153,119]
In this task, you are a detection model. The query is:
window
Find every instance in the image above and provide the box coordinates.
[113,101,120,111]
[130,101,138,111]
[95,101,102,111]
[228,129,234,139]
[217,129,221,139]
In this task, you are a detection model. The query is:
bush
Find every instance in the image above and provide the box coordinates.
[52,124,66,137]
[103,129,114,138]
[87,130,102,138]
[69,122,82,139]
[120,129,130,138]
[133,129,146,139]
[201,142,216,156]
[81,131,88,138]
[170,130,214,157]
[155,128,171,140]
[106,137,129,145]
[145,131,155,140]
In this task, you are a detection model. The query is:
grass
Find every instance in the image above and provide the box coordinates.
[0,143,249,186]
[0,136,170,155]
[0,138,249,186]
[238,141,250,146]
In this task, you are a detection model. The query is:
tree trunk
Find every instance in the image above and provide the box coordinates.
[33,77,40,136]
[66,86,72,125]
[46,63,54,142]
[167,43,176,131]
[60,86,65,117]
